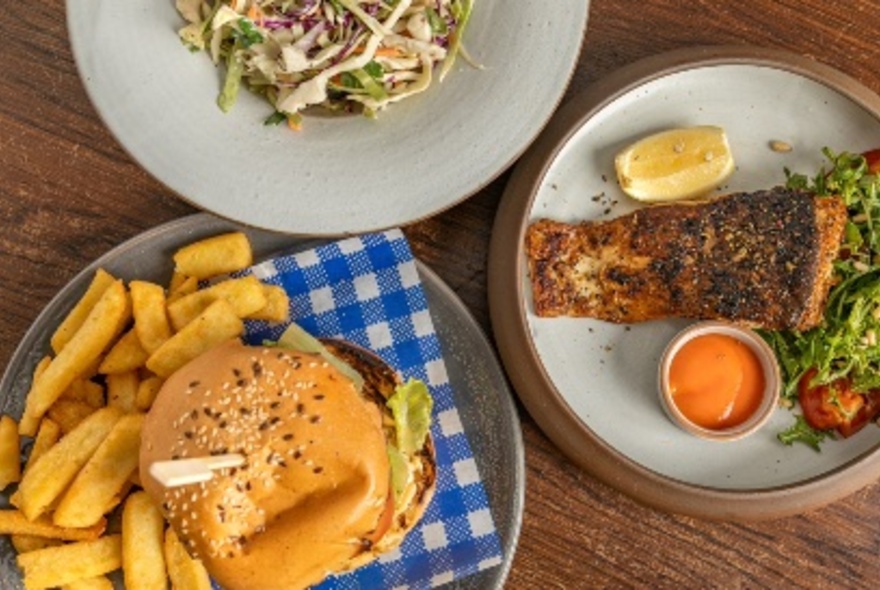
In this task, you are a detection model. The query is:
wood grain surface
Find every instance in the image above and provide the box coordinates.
[1,0,878,588]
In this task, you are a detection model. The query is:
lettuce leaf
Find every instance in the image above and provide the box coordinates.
[387,379,433,454]
[386,443,408,504]
[274,323,365,392]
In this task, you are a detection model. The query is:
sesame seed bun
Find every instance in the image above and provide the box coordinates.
[139,339,436,590]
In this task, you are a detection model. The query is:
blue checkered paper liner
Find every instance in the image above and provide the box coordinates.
[231,229,503,589]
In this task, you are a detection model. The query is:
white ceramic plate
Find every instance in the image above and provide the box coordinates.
[66,1,589,234]
[489,47,880,520]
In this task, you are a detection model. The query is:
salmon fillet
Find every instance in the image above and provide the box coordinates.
[526,188,847,331]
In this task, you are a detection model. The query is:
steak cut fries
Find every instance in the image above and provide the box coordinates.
[526,188,848,331]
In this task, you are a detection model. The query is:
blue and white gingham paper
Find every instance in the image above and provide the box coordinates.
[237,229,504,589]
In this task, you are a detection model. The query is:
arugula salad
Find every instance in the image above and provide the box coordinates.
[763,148,880,450]
[175,0,475,129]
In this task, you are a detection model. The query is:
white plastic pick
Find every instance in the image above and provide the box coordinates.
[149,453,245,488]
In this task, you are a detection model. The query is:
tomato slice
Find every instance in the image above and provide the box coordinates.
[798,369,871,437]
[365,489,396,545]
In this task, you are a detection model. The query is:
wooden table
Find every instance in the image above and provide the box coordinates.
[1,0,878,587]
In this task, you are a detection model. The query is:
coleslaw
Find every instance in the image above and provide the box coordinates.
[175,0,475,128]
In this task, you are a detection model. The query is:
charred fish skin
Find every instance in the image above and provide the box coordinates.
[526,188,847,331]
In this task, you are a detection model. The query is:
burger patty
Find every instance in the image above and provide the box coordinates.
[525,188,847,331]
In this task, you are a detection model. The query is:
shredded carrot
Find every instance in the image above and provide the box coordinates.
[247,4,264,24]
[352,46,403,58]
[374,47,403,58]
[230,0,239,11]
[287,117,302,131]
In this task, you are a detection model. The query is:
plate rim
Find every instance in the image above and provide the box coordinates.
[0,213,524,588]
[64,1,591,236]
[487,45,880,521]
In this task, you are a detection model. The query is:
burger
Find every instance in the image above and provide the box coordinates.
[139,326,437,590]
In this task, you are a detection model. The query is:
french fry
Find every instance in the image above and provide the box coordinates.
[128,468,142,488]
[130,281,173,355]
[18,357,52,437]
[0,415,21,491]
[10,535,63,554]
[47,400,96,435]
[167,272,199,303]
[122,492,167,590]
[0,510,105,541]
[17,535,122,590]
[53,413,144,528]
[165,527,211,590]
[172,231,253,279]
[76,355,106,384]
[98,328,149,374]
[16,407,123,521]
[61,379,105,409]
[62,576,114,590]
[147,299,244,378]
[246,284,291,323]
[20,281,128,437]
[22,419,61,477]
[50,269,117,354]
[135,375,164,412]
[106,371,139,414]
[168,271,190,294]
[167,275,267,331]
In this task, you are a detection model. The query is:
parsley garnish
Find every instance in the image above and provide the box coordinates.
[233,18,264,48]
[263,112,287,126]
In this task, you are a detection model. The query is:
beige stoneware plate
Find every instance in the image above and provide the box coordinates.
[66,1,590,235]
[488,46,880,520]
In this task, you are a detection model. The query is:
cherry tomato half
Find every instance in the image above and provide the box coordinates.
[838,389,880,438]
[864,148,880,175]
[798,369,865,435]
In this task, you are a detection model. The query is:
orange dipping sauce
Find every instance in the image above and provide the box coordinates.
[668,333,765,430]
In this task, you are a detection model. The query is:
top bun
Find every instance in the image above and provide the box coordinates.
[140,339,394,590]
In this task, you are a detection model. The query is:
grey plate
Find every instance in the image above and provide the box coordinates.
[0,213,524,589]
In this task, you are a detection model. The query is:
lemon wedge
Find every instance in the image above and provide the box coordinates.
[614,126,735,202]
